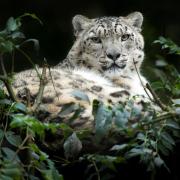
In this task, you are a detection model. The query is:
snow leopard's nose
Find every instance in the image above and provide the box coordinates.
[106,52,120,61]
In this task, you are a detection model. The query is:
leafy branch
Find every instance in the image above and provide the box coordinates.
[154,36,180,55]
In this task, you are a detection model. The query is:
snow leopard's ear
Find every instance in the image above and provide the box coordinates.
[72,15,92,37]
[124,12,143,32]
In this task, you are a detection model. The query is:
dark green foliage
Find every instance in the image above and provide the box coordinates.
[0,14,63,180]
[154,36,180,55]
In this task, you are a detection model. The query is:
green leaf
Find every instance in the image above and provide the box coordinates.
[6,17,19,32]
[40,169,63,180]
[10,114,45,138]
[20,13,43,25]
[63,132,82,159]
[137,133,146,141]
[157,143,170,156]
[1,167,21,178]
[154,156,164,167]
[94,103,113,140]
[0,41,14,53]
[59,123,73,138]
[114,109,129,128]
[161,132,175,146]
[11,31,25,39]
[110,144,128,151]
[58,103,79,117]
[166,120,180,130]
[175,107,180,115]
[172,99,180,105]
[125,148,143,159]
[5,131,22,147]
[151,81,164,91]
[155,59,168,67]
[20,39,40,52]
[0,129,4,142]
[2,147,21,162]
[154,36,180,55]
[160,138,173,151]
[13,102,27,112]
[0,175,13,180]
[0,89,6,99]
[71,90,90,103]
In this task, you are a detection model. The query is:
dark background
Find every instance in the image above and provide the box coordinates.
[0,0,180,74]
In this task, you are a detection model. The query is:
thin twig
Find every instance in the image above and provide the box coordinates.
[132,58,153,101]
[146,83,168,111]
[25,88,31,108]
[0,54,18,102]
[11,50,15,73]
[32,64,47,111]
[92,160,101,180]
[12,133,31,162]
[48,66,60,101]
[142,111,178,126]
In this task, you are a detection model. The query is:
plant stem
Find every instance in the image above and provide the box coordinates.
[132,58,153,101]
[142,111,178,126]
[92,160,101,180]
[32,64,47,111]
[146,83,168,111]
[0,54,18,102]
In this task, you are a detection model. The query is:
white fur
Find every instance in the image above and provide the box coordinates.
[73,68,113,86]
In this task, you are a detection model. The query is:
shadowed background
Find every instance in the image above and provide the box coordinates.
[0,0,179,74]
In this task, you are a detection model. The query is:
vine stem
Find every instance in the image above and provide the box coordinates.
[92,160,101,180]
[132,58,153,101]
[146,83,168,111]
[142,111,178,126]
[133,58,168,111]
[32,64,47,111]
[0,54,18,102]
[12,133,31,162]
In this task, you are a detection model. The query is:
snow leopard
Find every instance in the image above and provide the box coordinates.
[3,12,154,129]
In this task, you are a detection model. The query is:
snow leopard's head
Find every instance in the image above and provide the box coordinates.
[67,12,144,78]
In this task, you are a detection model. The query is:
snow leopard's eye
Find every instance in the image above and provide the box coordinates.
[121,34,130,41]
[90,37,102,44]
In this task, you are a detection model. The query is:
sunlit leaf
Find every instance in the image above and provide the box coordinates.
[110,144,128,151]
[155,59,168,67]
[172,99,180,105]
